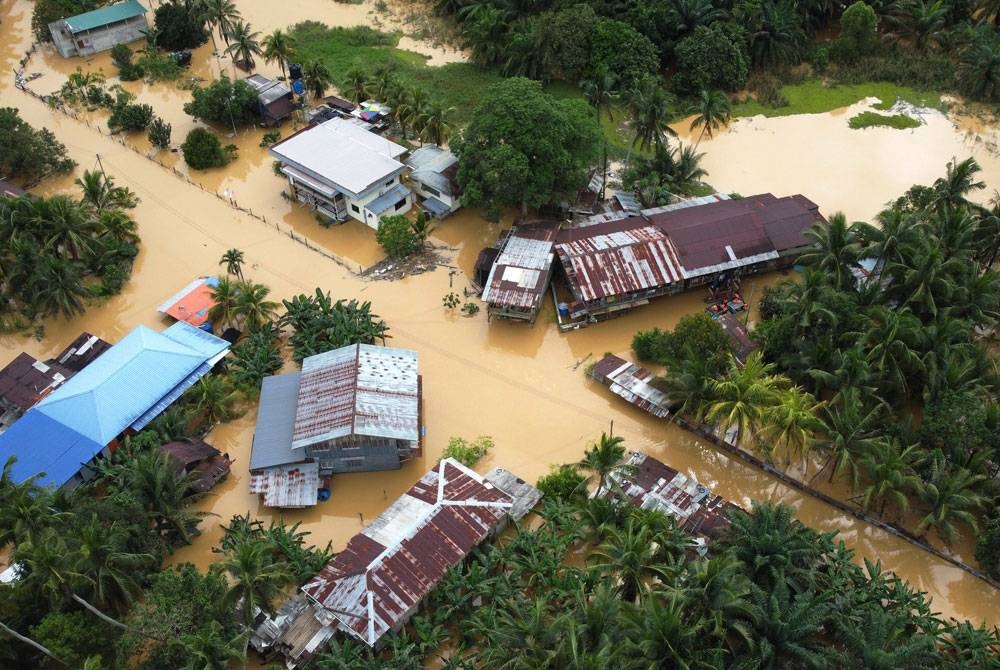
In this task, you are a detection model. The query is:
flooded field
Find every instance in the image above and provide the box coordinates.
[4,0,1000,629]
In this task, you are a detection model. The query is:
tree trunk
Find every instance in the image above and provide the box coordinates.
[694,125,707,151]
[0,619,66,665]
[72,593,127,630]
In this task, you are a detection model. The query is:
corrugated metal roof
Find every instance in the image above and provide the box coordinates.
[0,353,71,413]
[250,372,304,470]
[292,344,419,449]
[34,324,228,445]
[406,145,458,196]
[0,411,102,487]
[421,196,451,217]
[51,333,111,373]
[63,0,145,33]
[365,184,411,216]
[269,117,407,197]
[157,276,219,327]
[606,453,741,542]
[249,462,320,508]
[589,355,671,418]
[301,459,522,647]
[481,222,560,312]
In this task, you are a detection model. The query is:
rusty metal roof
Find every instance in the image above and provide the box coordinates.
[0,353,72,414]
[301,458,518,647]
[556,194,824,302]
[50,333,111,373]
[717,314,759,365]
[607,452,742,543]
[249,462,320,508]
[589,355,671,418]
[481,222,561,312]
[291,344,419,449]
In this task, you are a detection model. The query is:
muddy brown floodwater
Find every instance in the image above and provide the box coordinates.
[3,0,1000,630]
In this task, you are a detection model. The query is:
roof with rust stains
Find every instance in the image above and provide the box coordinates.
[300,458,517,647]
[480,221,561,312]
[291,344,419,449]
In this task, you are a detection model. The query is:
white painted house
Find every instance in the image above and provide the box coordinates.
[48,0,148,59]
[405,145,461,218]
[269,117,413,229]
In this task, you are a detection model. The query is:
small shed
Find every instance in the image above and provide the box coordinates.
[48,0,148,59]
[244,74,295,127]
[157,276,219,329]
[161,437,232,493]
[405,145,461,218]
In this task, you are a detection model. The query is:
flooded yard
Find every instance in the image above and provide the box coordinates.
[3,0,1000,629]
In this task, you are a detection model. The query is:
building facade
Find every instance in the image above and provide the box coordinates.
[405,145,461,218]
[48,0,148,58]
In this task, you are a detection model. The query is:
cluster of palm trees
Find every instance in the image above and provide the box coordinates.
[311,449,1000,668]
[340,65,456,146]
[658,157,1000,550]
[0,170,140,326]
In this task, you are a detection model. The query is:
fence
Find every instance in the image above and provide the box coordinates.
[15,44,359,276]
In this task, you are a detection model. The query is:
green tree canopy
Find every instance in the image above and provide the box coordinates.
[672,24,750,96]
[453,78,601,220]
[153,0,209,50]
[182,77,259,128]
[375,214,420,258]
[181,128,231,170]
[0,108,76,184]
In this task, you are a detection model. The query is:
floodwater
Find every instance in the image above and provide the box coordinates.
[676,97,1000,222]
[3,0,1000,630]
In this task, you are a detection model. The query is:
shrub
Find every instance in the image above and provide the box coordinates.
[260,130,281,147]
[633,313,732,373]
[108,102,154,132]
[536,464,588,502]
[111,43,133,67]
[847,111,920,129]
[181,128,231,169]
[376,214,419,258]
[136,51,182,81]
[183,77,259,128]
[148,117,172,148]
[832,1,878,64]
[462,302,480,316]
[441,435,493,467]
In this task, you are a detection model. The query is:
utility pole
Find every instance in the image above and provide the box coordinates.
[95,153,108,180]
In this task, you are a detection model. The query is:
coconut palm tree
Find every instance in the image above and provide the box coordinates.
[261,29,295,80]
[122,450,207,545]
[915,461,986,546]
[580,66,619,125]
[199,0,241,50]
[669,0,728,40]
[890,0,948,53]
[208,276,239,330]
[302,59,333,100]
[188,375,241,429]
[675,551,756,651]
[797,213,863,290]
[341,67,369,104]
[856,306,926,400]
[958,37,1000,102]
[688,89,731,148]
[74,515,154,614]
[27,255,89,319]
[75,169,138,213]
[930,156,985,213]
[97,209,139,246]
[747,0,808,67]
[661,355,716,422]
[0,457,56,547]
[705,352,785,448]
[855,204,924,270]
[224,21,262,71]
[858,440,925,518]
[233,280,278,331]
[37,195,99,262]
[219,248,245,281]
[812,388,889,485]
[179,621,245,670]
[745,581,836,669]
[578,432,631,495]
[761,385,822,468]
[838,604,941,668]
[419,100,456,146]
[628,76,677,153]
[215,541,292,627]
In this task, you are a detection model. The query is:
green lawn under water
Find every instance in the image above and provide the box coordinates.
[732,80,944,118]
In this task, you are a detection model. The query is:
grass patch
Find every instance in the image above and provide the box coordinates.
[847,111,921,130]
[732,79,943,118]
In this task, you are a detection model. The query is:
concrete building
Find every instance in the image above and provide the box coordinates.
[48,0,148,59]
[405,145,461,218]
[249,344,423,507]
[269,117,413,229]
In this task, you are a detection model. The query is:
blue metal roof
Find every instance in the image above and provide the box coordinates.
[421,196,452,217]
[366,184,412,216]
[64,0,146,33]
[35,324,228,445]
[0,411,102,487]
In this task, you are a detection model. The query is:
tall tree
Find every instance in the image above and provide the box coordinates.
[302,59,333,100]
[705,352,785,448]
[261,29,296,80]
[627,76,677,152]
[688,89,731,148]
[198,0,242,49]
[215,541,292,628]
[578,432,632,495]
[224,20,262,71]
[219,248,245,281]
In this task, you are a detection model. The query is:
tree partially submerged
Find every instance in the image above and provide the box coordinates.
[0,108,76,184]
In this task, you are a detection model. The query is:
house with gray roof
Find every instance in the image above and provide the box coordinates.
[248,344,423,508]
[405,145,461,218]
[269,117,413,229]
[48,0,148,59]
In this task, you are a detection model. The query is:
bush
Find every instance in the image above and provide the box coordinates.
[0,107,76,182]
[108,102,154,132]
[536,463,588,502]
[111,43,133,67]
[260,130,281,147]
[832,1,878,64]
[183,76,260,128]
[376,214,419,258]
[633,313,732,373]
[154,1,208,50]
[181,128,232,169]
[441,435,493,467]
[672,24,750,96]
[148,117,172,148]
[136,51,182,81]
[847,111,920,129]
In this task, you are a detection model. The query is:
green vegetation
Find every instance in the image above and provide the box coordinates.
[107,101,153,133]
[0,108,75,185]
[183,76,259,129]
[732,79,943,118]
[30,0,97,41]
[259,130,281,147]
[147,118,172,149]
[0,171,138,328]
[153,0,208,51]
[110,44,143,81]
[278,289,390,362]
[181,128,233,170]
[633,312,733,375]
[848,110,922,129]
[376,214,420,258]
[454,77,600,220]
[441,435,494,467]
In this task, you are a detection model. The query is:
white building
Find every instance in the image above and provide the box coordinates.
[405,144,461,218]
[48,0,148,59]
[269,117,413,229]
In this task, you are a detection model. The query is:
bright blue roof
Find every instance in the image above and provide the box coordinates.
[35,323,228,445]
[0,411,102,488]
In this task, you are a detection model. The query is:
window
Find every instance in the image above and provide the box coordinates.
[423,185,440,198]
[350,203,360,213]
[394,198,407,211]
[385,178,395,187]
[341,457,366,469]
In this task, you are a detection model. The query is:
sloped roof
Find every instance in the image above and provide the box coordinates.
[301,459,515,646]
[250,372,304,470]
[481,222,560,312]
[365,184,411,216]
[157,276,219,327]
[269,117,407,197]
[35,323,228,445]
[0,353,72,413]
[406,145,459,196]
[0,411,102,487]
[63,0,145,33]
[291,344,419,449]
